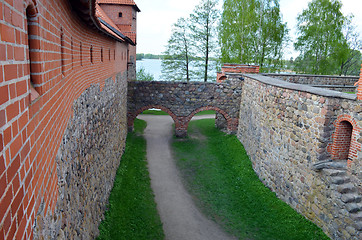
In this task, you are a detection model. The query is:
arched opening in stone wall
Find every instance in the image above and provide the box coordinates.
[332,120,353,160]
[185,106,233,135]
[329,115,362,167]
[128,105,178,132]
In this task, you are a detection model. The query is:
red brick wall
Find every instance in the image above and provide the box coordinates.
[330,115,362,165]
[0,0,129,239]
[217,64,260,83]
[100,4,137,43]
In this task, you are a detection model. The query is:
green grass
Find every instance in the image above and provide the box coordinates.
[97,119,164,240]
[172,119,330,240]
[141,109,216,115]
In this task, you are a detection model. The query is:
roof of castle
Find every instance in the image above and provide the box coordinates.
[97,0,140,12]
[70,0,137,45]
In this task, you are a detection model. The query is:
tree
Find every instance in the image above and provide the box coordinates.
[294,0,347,75]
[136,67,155,81]
[190,0,220,82]
[161,17,195,82]
[337,15,362,76]
[219,0,288,72]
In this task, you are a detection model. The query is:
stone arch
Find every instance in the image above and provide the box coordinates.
[128,105,178,132]
[176,106,236,137]
[331,115,362,164]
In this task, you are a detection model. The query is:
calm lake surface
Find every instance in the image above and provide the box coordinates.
[136,59,217,82]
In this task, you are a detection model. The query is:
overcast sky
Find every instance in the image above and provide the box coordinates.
[135,0,362,59]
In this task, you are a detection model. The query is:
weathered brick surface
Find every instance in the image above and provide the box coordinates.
[237,74,362,239]
[127,80,242,137]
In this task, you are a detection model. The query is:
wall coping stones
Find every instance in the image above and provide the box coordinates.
[263,73,359,80]
[243,74,357,100]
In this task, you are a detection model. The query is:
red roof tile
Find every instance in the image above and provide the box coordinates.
[97,0,140,11]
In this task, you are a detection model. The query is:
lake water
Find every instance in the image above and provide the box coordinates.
[136,59,217,82]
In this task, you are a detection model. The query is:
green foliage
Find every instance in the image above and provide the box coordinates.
[162,17,195,82]
[97,119,164,240]
[173,119,330,240]
[141,110,168,115]
[220,0,289,72]
[162,0,220,82]
[189,0,220,82]
[136,67,155,81]
[294,0,361,76]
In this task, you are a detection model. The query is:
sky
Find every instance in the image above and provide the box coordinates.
[135,0,362,59]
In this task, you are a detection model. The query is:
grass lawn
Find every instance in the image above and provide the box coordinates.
[97,118,164,240]
[142,109,216,116]
[172,119,330,240]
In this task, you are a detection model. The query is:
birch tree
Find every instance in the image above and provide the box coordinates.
[161,17,195,82]
[190,0,220,82]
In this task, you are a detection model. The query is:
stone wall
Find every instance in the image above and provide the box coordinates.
[263,73,358,89]
[33,74,128,239]
[237,74,362,239]
[127,80,242,137]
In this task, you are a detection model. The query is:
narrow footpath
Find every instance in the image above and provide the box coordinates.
[137,114,236,240]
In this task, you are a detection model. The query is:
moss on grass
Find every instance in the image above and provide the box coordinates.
[172,119,330,240]
[97,119,164,240]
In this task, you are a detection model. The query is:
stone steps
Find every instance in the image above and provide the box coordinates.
[341,193,362,204]
[346,203,362,213]
[337,183,357,194]
[313,160,362,236]
[322,168,346,177]
[330,176,350,185]
[351,212,362,221]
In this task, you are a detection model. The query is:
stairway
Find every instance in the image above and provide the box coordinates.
[313,160,362,236]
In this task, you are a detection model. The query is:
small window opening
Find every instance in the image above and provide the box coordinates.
[119,12,123,17]
[26,4,40,102]
[60,28,65,75]
[71,37,73,69]
[101,47,103,62]
[80,42,83,66]
[114,49,116,60]
[90,45,93,64]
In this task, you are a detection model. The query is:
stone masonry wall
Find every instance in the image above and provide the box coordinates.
[238,74,362,239]
[33,73,128,239]
[263,73,358,86]
[128,80,242,137]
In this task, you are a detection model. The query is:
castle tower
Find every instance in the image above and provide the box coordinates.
[98,0,140,78]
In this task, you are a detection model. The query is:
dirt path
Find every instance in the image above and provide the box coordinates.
[137,114,236,240]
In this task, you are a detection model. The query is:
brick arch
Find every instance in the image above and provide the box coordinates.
[127,105,178,131]
[184,106,232,130]
[330,115,362,164]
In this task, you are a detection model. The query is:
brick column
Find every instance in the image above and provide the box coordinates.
[357,64,362,100]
